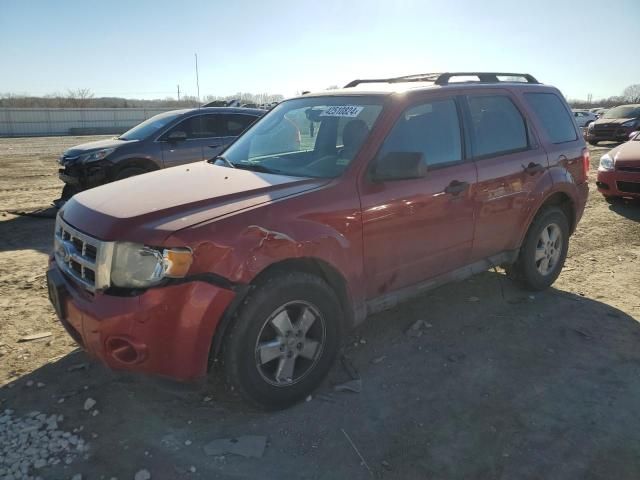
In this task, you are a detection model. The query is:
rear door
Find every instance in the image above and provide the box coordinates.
[464,90,550,261]
[215,113,260,158]
[360,95,478,297]
[160,114,227,167]
[521,91,586,185]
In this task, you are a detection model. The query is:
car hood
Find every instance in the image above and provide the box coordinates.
[61,162,329,244]
[593,117,636,126]
[63,138,134,156]
[609,141,640,167]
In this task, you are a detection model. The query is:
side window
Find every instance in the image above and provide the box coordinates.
[378,98,462,168]
[190,115,224,138]
[467,95,529,157]
[524,93,578,144]
[166,115,224,139]
[224,114,257,136]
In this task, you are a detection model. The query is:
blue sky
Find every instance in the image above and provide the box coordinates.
[1,0,638,101]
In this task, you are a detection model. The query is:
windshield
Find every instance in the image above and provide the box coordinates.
[119,110,183,140]
[603,106,640,119]
[219,96,384,178]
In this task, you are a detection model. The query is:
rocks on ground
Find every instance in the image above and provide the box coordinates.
[0,409,89,479]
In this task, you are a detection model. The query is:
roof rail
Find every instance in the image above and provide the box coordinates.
[344,72,539,88]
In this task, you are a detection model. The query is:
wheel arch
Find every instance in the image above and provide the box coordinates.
[518,190,576,251]
[109,157,160,180]
[208,256,354,367]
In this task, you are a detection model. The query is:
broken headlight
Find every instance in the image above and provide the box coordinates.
[110,242,193,288]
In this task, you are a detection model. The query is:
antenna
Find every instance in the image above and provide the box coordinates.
[194,53,200,108]
[177,84,180,102]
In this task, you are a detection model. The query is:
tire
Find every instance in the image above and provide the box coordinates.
[506,206,570,291]
[61,184,79,200]
[588,140,599,146]
[114,167,148,181]
[222,272,343,410]
[605,196,621,204]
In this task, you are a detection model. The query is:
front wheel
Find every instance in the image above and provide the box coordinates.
[114,167,148,181]
[222,272,343,409]
[506,207,570,291]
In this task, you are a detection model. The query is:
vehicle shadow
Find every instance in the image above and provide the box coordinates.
[2,272,640,479]
[0,209,56,254]
[608,197,640,222]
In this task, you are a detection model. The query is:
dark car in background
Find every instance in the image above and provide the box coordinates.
[56,107,264,203]
[586,104,640,145]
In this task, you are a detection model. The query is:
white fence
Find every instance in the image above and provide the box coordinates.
[0,108,174,137]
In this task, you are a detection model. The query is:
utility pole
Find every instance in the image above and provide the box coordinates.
[177,84,180,101]
[194,53,200,107]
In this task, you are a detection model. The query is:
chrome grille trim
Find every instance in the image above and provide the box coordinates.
[54,215,114,292]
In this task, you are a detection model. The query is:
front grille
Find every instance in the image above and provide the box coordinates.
[617,181,640,194]
[54,216,114,292]
[592,124,625,137]
[617,165,640,173]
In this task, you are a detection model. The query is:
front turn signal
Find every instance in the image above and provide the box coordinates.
[163,248,193,278]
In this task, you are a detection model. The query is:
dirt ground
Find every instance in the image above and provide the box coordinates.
[0,136,639,480]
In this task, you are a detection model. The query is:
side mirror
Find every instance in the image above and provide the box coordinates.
[167,130,187,142]
[370,151,427,182]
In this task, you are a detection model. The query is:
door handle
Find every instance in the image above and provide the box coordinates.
[208,144,222,149]
[444,180,469,196]
[523,162,544,175]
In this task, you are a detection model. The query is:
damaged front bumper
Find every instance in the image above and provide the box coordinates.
[47,261,237,381]
[58,161,110,190]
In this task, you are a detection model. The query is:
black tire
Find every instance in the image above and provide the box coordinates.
[114,167,148,181]
[605,196,621,204]
[61,184,79,200]
[222,272,343,410]
[506,206,570,291]
[588,140,599,146]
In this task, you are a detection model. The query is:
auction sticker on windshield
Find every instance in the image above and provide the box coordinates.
[320,106,364,117]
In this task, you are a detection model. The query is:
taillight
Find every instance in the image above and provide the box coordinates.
[582,148,590,180]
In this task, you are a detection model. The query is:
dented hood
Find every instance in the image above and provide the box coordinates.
[61,162,328,244]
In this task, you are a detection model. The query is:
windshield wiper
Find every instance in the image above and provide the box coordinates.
[209,155,236,169]
[233,163,282,174]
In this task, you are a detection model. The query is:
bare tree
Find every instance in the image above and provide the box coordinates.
[66,88,94,107]
[623,84,640,103]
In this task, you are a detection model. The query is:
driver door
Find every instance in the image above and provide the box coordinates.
[359,96,477,298]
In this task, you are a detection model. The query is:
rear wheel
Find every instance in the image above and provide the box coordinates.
[506,207,569,291]
[222,272,342,410]
[588,140,599,146]
[114,167,148,181]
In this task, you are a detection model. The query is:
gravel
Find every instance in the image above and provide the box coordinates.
[0,408,89,479]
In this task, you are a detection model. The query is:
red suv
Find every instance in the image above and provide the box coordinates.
[47,72,589,409]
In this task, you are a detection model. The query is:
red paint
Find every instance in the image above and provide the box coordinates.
[596,140,640,199]
[50,81,589,381]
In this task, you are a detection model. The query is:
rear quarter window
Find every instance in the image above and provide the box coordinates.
[467,95,529,158]
[524,93,578,144]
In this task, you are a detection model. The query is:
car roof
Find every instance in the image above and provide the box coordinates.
[296,71,556,99]
[178,107,265,116]
[299,81,557,99]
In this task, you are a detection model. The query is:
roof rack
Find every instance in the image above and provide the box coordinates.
[344,72,539,88]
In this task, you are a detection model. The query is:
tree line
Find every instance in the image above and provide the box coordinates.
[2,84,638,110]
[568,84,640,109]
[0,89,285,109]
